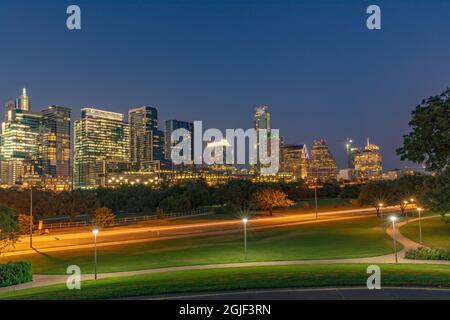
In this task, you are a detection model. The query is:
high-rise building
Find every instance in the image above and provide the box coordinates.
[74,108,130,189]
[164,119,194,169]
[281,144,309,180]
[308,139,337,182]
[128,106,164,171]
[0,88,41,186]
[354,139,382,180]
[253,105,271,173]
[15,88,30,111]
[41,106,72,179]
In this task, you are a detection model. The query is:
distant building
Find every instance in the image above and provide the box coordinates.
[74,108,130,189]
[253,105,271,173]
[128,106,164,171]
[338,168,357,182]
[41,105,72,180]
[353,139,382,180]
[164,119,194,170]
[205,139,234,173]
[382,169,402,180]
[281,144,309,180]
[0,88,42,186]
[308,139,337,182]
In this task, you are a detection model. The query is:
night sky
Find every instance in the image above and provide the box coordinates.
[1,0,450,170]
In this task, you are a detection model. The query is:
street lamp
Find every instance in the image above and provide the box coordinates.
[92,229,99,280]
[417,207,423,244]
[29,187,33,248]
[403,200,409,216]
[378,202,384,216]
[242,218,248,260]
[390,216,398,264]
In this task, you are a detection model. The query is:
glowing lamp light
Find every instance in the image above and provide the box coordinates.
[92,229,99,235]
[389,216,397,222]
[243,218,248,224]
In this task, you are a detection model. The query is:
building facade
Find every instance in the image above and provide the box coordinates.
[164,119,194,169]
[74,108,130,189]
[41,105,71,180]
[281,144,309,180]
[308,139,337,182]
[253,105,271,173]
[353,139,382,180]
[0,88,42,186]
[129,106,164,171]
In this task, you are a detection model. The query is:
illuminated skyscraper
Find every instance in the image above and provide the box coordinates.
[15,88,30,111]
[74,108,130,189]
[41,106,72,179]
[164,120,194,170]
[308,139,337,182]
[253,105,271,173]
[354,139,382,180]
[281,144,309,180]
[0,88,41,186]
[129,106,164,171]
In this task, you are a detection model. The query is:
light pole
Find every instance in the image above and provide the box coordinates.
[403,200,409,217]
[314,176,318,220]
[378,202,384,217]
[92,229,99,280]
[390,216,398,264]
[29,187,33,248]
[417,207,423,244]
[242,218,248,260]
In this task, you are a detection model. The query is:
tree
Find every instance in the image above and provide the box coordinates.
[396,89,450,172]
[94,207,116,228]
[323,180,341,198]
[421,168,450,219]
[358,181,393,217]
[390,175,426,215]
[0,204,20,253]
[18,214,32,235]
[252,189,294,216]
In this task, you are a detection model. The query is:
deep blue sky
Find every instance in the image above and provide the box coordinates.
[1,0,450,170]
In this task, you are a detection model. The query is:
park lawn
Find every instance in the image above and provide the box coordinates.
[401,216,450,250]
[1,263,450,300]
[0,217,397,275]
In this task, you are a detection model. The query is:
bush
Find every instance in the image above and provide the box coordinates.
[405,247,450,261]
[0,261,33,287]
[18,214,32,235]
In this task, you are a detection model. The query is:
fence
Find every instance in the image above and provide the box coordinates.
[36,209,212,230]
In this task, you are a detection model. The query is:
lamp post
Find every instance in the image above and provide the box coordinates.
[314,176,318,220]
[390,216,398,264]
[417,207,423,244]
[92,229,99,280]
[403,200,408,216]
[29,187,33,248]
[378,202,384,217]
[242,218,248,260]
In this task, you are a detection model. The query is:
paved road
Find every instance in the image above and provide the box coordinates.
[1,207,388,257]
[147,287,450,300]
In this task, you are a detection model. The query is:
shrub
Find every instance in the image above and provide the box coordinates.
[0,261,33,287]
[94,207,116,228]
[405,247,450,261]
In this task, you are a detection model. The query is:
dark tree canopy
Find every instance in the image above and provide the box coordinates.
[397,89,450,172]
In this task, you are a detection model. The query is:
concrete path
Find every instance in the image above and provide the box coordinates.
[146,287,450,300]
[1,215,448,295]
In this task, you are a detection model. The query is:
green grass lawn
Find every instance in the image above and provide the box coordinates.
[1,263,449,300]
[401,216,450,250]
[0,217,397,275]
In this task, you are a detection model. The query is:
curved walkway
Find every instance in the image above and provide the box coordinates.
[1,215,448,295]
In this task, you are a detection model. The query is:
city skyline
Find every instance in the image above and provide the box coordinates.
[2,1,449,170]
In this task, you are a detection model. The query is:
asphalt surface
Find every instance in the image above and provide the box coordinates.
[147,287,450,300]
